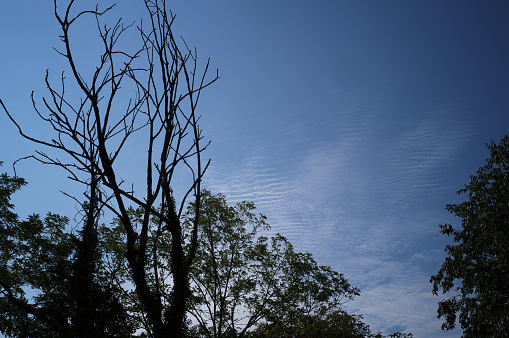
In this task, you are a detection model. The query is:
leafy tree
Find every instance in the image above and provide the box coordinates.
[0,164,135,337]
[431,135,509,337]
[118,190,405,338]
[180,191,361,337]
[101,191,384,336]
[249,309,373,337]
[1,0,217,335]
[1,168,411,337]
[183,191,413,337]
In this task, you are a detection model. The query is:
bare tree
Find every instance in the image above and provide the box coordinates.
[1,0,218,336]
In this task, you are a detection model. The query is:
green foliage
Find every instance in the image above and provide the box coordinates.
[0,166,135,337]
[106,191,375,337]
[249,309,372,337]
[1,163,411,337]
[183,191,410,338]
[431,135,509,337]
[184,191,275,336]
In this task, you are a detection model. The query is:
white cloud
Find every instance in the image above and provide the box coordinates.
[204,103,471,336]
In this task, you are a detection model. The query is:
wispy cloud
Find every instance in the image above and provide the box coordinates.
[204,102,471,336]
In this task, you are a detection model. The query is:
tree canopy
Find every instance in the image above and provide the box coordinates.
[184,191,362,337]
[131,190,409,337]
[431,135,509,337]
[0,164,135,337]
[102,190,366,336]
[1,174,412,337]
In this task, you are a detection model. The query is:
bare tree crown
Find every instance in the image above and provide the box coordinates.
[1,0,218,335]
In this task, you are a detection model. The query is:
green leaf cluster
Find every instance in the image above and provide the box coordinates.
[431,135,509,337]
[0,164,135,337]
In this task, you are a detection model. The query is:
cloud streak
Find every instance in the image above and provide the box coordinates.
[204,100,471,336]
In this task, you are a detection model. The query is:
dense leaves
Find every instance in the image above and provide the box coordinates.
[431,135,509,337]
[249,309,372,337]
[0,166,135,337]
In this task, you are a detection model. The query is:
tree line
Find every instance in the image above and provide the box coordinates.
[2,0,508,337]
[0,170,410,337]
[0,0,413,337]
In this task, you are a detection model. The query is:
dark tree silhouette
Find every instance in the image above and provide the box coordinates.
[0,164,134,337]
[1,0,217,336]
[431,135,509,337]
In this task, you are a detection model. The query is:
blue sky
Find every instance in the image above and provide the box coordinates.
[1,1,509,336]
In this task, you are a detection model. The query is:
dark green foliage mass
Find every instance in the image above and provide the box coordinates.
[431,135,509,337]
[249,309,372,337]
[0,164,135,337]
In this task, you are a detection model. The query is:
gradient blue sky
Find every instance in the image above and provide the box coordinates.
[1,1,509,336]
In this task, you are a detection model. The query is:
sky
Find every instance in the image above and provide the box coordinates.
[1,1,509,336]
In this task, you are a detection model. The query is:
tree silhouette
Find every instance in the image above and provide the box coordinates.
[431,135,509,337]
[1,0,217,336]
